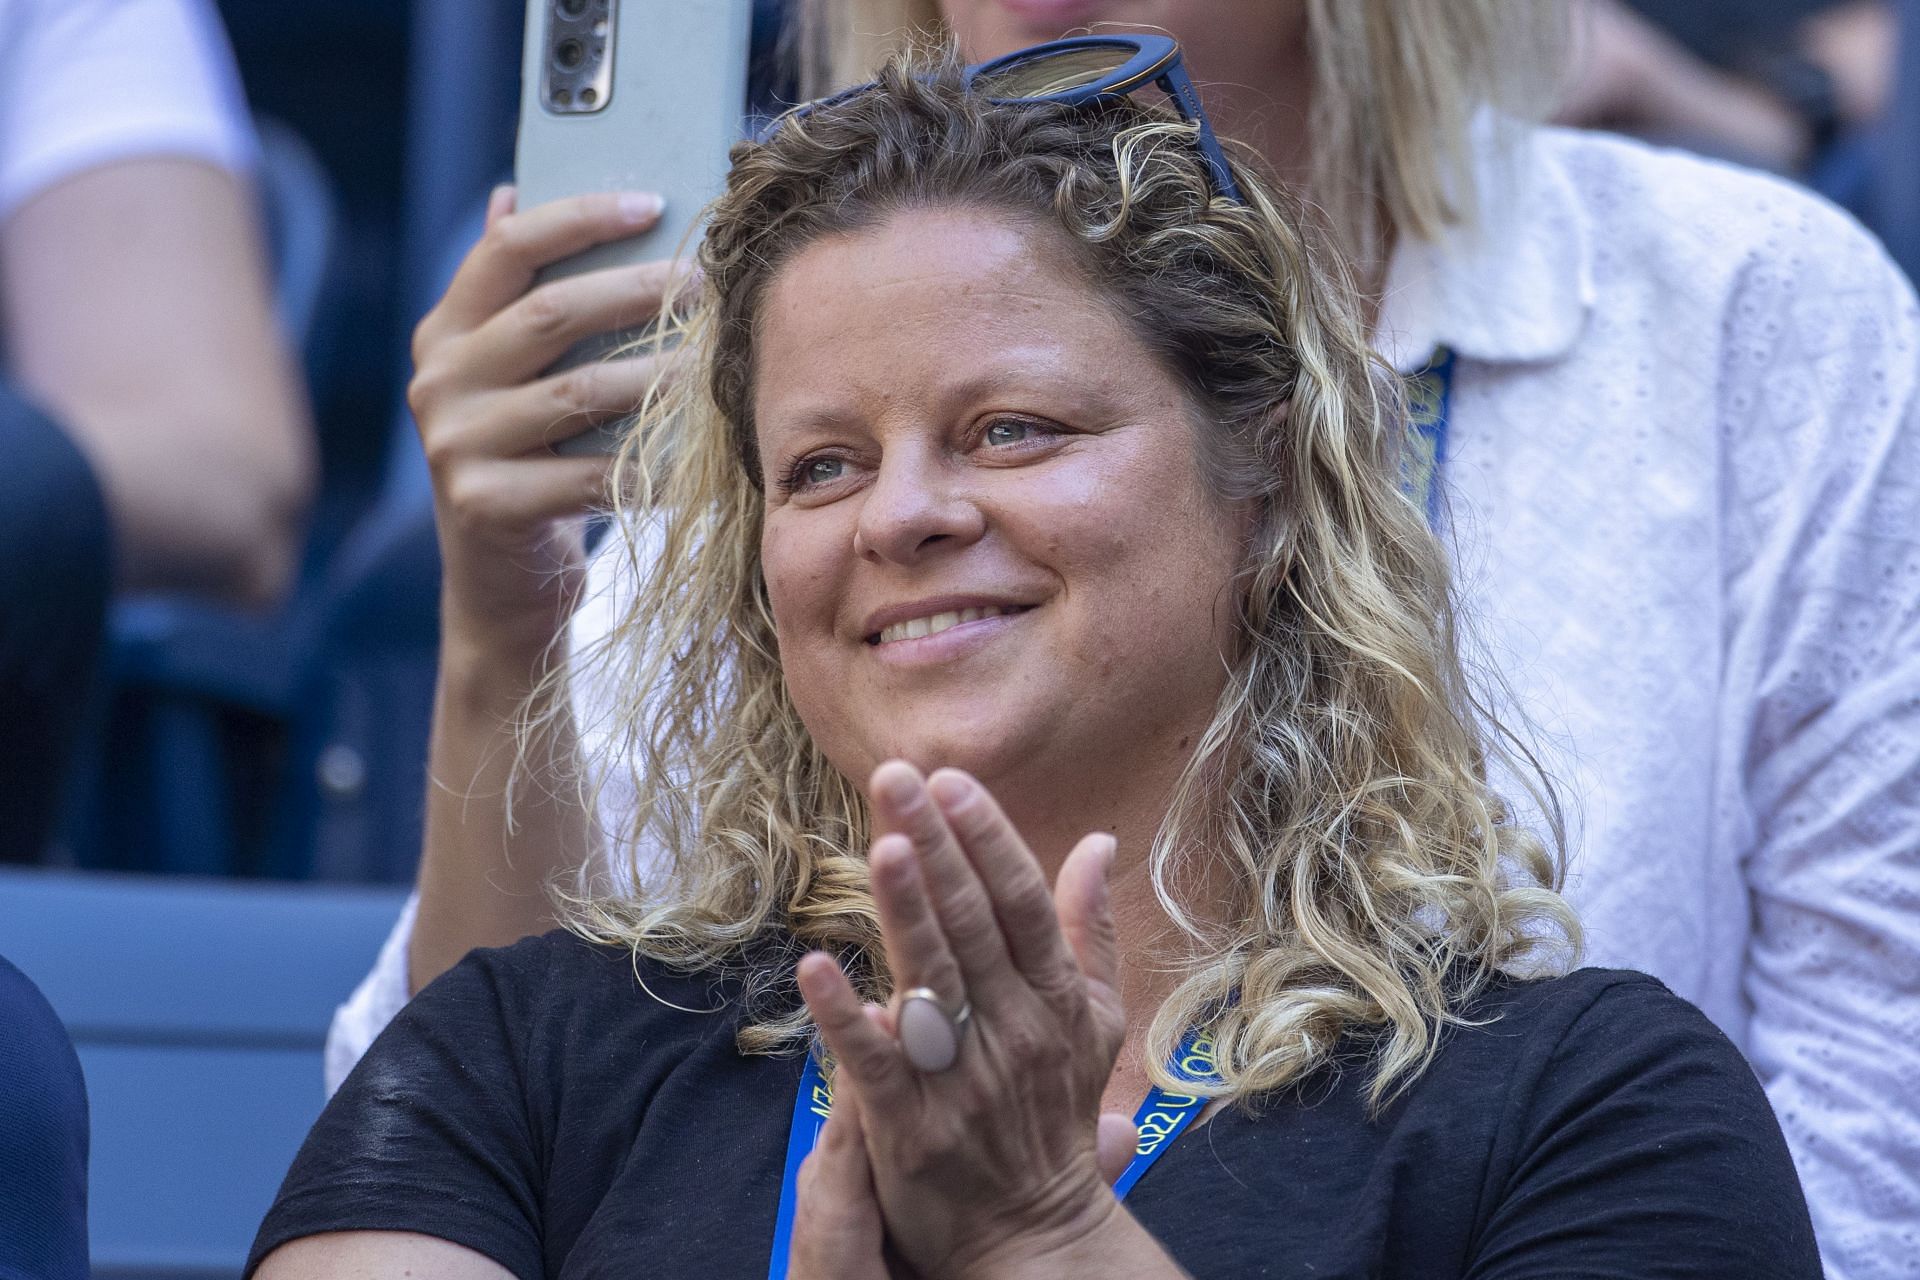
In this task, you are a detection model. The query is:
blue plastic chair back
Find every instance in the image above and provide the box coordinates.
[0,868,408,1278]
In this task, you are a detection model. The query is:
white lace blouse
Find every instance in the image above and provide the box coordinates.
[329,125,1920,1279]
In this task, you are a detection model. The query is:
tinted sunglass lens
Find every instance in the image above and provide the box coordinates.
[973,45,1135,99]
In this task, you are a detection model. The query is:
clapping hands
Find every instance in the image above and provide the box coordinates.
[786,762,1182,1280]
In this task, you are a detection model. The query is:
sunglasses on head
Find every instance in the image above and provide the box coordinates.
[766,34,1245,204]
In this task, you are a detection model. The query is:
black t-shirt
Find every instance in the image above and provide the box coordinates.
[250,932,1821,1279]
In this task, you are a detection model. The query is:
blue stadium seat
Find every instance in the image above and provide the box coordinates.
[0,867,407,1279]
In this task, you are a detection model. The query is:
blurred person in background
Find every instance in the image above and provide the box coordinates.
[1559,0,1895,178]
[333,2,1920,1274]
[0,0,315,859]
[0,954,88,1280]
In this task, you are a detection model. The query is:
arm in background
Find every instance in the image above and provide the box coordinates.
[0,155,314,606]
[1720,192,1920,1280]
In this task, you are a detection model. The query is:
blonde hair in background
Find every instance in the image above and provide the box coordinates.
[795,0,1569,258]
[548,53,1579,1110]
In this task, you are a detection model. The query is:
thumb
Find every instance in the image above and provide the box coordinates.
[1096,1111,1139,1185]
[484,183,517,230]
[1055,832,1119,991]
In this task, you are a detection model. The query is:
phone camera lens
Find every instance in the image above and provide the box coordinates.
[553,37,587,71]
[556,0,590,18]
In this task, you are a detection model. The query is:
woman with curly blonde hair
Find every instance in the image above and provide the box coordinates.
[261,50,1819,1278]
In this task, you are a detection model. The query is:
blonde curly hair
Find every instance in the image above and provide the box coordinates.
[555,52,1578,1108]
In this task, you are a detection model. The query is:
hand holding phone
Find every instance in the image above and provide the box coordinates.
[405,0,754,657]
[514,0,753,453]
[408,188,680,648]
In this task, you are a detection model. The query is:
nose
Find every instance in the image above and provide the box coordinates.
[852,440,985,565]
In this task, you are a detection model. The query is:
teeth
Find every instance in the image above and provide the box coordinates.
[878,605,1014,645]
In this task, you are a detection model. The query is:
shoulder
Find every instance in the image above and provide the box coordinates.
[1534,125,1868,255]
[1404,967,1766,1127]
[0,955,85,1119]
[1423,968,1671,1060]
[410,929,761,1036]
[0,0,256,221]
[1461,967,1773,1127]
[1302,970,1750,1130]
[1532,125,1910,311]
[1423,968,1823,1274]
[1470,965,1733,1057]
[389,924,787,1074]
[0,956,88,1278]
[1526,136,1920,521]
[1473,963,1694,1022]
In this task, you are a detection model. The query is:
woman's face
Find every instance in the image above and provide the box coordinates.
[753,208,1244,803]
[936,0,1307,96]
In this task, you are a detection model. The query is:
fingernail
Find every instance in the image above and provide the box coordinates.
[873,762,921,809]
[619,192,664,224]
[870,833,914,868]
[927,771,971,809]
[1098,834,1118,873]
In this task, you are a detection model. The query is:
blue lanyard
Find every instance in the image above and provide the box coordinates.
[767,1029,1225,1278]
[767,1053,836,1280]
[1401,347,1455,526]
[1110,1026,1226,1198]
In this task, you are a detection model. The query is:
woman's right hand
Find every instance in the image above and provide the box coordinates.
[791,1072,908,1280]
[407,185,679,657]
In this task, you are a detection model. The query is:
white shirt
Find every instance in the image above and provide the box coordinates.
[0,0,255,219]
[330,126,1920,1279]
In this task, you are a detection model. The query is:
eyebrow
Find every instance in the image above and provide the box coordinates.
[760,356,1119,438]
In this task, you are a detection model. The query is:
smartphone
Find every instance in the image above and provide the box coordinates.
[515,0,754,453]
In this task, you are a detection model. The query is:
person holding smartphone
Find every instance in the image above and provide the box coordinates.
[338,4,1920,1275]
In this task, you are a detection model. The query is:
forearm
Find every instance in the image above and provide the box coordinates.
[62,401,311,602]
[1561,1,1812,173]
[1631,61,1811,171]
[0,158,315,605]
[401,189,662,995]
[409,616,594,994]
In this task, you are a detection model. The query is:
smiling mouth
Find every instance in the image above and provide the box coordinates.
[869,605,1031,646]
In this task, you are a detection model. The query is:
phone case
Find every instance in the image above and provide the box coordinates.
[514,0,753,452]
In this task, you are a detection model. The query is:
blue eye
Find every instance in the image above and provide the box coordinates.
[984,418,1048,447]
[782,455,846,493]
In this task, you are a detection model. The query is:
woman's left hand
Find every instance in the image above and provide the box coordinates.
[788,1067,906,1280]
[798,762,1174,1280]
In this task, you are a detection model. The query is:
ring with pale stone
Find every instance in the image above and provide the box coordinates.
[896,986,972,1072]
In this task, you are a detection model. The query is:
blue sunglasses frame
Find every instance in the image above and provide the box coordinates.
[963,35,1244,203]
[764,34,1245,204]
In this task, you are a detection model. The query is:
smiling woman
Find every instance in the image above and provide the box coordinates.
[250,50,1821,1280]
[754,209,1244,842]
